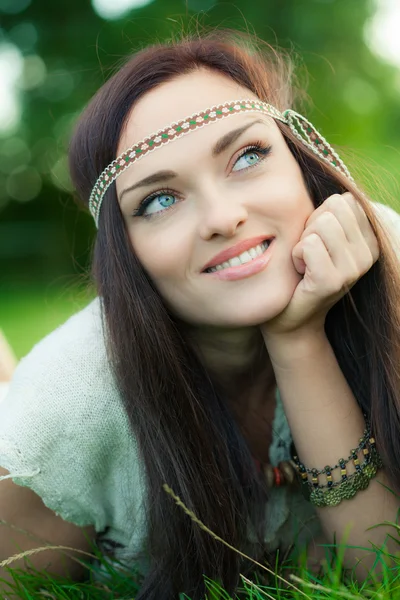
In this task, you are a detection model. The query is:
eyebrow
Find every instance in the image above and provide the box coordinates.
[119,118,265,203]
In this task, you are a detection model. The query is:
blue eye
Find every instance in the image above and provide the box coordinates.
[233,150,261,171]
[139,192,176,217]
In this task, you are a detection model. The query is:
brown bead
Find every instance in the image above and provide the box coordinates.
[279,460,296,485]
[263,464,275,488]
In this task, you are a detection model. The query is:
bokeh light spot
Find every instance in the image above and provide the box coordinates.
[20,54,47,90]
[40,69,74,102]
[51,155,74,192]
[342,78,379,114]
[7,166,42,202]
[365,0,400,68]
[31,137,58,174]
[9,22,38,52]
[92,0,154,20]
[0,137,30,174]
[0,43,23,133]
[0,0,31,15]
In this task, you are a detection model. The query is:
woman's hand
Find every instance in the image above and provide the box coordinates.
[260,193,379,343]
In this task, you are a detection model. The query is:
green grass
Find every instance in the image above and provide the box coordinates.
[1,283,95,360]
[1,527,400,600]
[1,486,400,600]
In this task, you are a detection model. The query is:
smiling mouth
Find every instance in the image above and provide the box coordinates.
[203,238,272,273]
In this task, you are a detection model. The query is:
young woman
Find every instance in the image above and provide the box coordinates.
[1,30,400,599]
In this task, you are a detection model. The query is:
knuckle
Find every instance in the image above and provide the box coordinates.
[345,262,363,285]
[372,239,380,261]
[303,233,320,247]
[362,257,373,273]
[341,192,356,202]
[342,192,358,208]
[365,251,375,270]
[323,195,340,210]
[318,211,337,225]
[363,248,378,272]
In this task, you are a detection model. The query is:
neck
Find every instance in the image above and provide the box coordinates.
[181,323,276,414]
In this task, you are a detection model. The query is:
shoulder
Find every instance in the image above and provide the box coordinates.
[1,298,121,439]
[0,298,140,531]
[1,297,125,440]
[10,297,113,399]
[21,296,106,368]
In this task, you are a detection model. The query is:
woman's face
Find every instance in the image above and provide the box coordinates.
[116,69,315,329]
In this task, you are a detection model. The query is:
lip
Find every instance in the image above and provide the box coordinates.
[201,235,274,272]
[202,238,275,281]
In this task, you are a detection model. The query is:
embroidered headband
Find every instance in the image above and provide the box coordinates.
[89,98,354,227]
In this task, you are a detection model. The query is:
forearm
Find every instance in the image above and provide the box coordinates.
[264,330,400,578]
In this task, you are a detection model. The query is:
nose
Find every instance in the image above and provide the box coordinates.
[197,184,248,240]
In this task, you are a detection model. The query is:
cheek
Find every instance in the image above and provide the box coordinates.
[260,171,314,233]
[129,228,189,281]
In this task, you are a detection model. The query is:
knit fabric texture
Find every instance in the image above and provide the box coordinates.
[1,201,399,580]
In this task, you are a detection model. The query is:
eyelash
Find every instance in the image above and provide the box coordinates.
[132,141,272,219]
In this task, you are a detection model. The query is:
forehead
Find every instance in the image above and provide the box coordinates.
[117,69,260,154]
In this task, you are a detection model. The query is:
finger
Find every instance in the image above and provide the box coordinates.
[337,193,379,260]
[292,233,340,294]
[344,194,380,262]
[305,194,379,264]
[305,194,362,244]
[302,211,374,279]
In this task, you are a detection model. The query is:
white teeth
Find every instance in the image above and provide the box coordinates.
[207,240,270,273]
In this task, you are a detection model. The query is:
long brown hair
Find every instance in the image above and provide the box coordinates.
[68,30,400,599]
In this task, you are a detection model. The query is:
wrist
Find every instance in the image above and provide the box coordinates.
[262,327,330,366]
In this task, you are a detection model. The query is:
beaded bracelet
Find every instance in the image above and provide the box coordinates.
[309,447,383,507]
[294,435,376,491]
[291,430,383,507]
[293,433,377,488]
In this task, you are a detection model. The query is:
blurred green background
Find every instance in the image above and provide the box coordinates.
[0,0,399,359]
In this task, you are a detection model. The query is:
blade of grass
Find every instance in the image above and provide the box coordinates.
[290,573,368,600]
[162,483,312,599]
[240,574,278,600]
